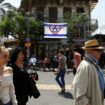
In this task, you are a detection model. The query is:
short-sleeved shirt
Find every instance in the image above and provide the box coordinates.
[58,56,67,70]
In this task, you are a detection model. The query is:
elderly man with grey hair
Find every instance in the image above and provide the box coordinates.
[73,39,105,105]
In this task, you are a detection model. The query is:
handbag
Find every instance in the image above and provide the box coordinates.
[34,71,39,81]
[29,71,39,81]
[33,83,40,98]
[29,78,40,98]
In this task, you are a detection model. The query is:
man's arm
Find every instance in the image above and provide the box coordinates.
[73,65,89,105]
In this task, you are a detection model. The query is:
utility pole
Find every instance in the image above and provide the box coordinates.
[25,12,31,65]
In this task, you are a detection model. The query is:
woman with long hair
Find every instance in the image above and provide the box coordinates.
[0,46,17,105]
[10,47,30,105]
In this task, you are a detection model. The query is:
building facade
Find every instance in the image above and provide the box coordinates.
[20,0,98,60]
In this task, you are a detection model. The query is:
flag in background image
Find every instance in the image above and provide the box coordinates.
[44,23,67,38]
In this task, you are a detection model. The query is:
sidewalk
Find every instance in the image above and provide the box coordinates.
[27,70,74,105]
[26,69,105,105]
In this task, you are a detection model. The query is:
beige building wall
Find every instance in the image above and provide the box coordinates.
[30,0,90,21]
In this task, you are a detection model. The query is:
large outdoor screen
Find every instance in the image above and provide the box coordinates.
[44,23,67,39]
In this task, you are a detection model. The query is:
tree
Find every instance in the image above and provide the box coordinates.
[0,11,43,45]
[63,13,90,67]
[63,13,90,44]
[0,0,17,38]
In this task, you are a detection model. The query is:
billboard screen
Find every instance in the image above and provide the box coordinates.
[44,23,67,38]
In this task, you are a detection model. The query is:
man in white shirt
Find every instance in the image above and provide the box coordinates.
[29,55,37,66]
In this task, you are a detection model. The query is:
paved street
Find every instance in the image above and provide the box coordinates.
[27,69,74,105]
[27,69,105,105]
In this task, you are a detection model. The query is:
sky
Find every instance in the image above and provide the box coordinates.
[91,0,105,34]
[3,0,21,8]
[2,0,105,34]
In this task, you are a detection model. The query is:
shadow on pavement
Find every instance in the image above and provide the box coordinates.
[58,92,74,99]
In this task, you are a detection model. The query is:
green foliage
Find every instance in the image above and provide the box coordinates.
[29,17,43,37]
[0,17,10,37]
[0,20,5,36]
[0,11,43,41]
[64,13,84,31]
[63,13,87,44]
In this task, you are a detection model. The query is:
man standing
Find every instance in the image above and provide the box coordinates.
[55,49,67,93]
[73,39,104,105]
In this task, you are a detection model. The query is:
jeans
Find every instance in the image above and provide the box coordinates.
[55,69,66,88]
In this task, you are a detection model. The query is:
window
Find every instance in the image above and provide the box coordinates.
[63,7,71,15]
[49,7,57,22]
[36,7,44,21]
[76,7,84,13]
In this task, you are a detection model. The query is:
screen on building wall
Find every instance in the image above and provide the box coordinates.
[44,23,67,39]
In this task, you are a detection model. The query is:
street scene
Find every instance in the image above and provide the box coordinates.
[27,68,105,105]
[27,69,74,105]
[0,0,105,105]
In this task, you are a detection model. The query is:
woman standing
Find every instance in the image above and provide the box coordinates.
[55,49,67,93]
[0,46,17,105]
[10,47,30,105]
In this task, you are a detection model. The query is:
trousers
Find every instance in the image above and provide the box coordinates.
[55,69,66,88]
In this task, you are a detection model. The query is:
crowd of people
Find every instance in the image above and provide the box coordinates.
[0,47,39,105]
[0,39,105,105]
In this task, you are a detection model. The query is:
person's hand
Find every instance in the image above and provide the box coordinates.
[54,69,59,75]
[54,71,58,75]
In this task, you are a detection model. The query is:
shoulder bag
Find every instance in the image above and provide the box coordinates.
[29,77,40,98]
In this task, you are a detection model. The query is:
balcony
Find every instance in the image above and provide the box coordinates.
[89,0,98,11]
[20,0,98,9]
